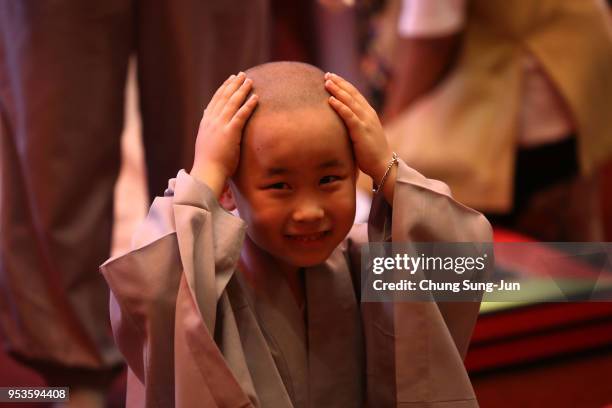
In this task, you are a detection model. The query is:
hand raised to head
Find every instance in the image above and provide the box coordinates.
[325,73,395,193]
[191,72,258,197]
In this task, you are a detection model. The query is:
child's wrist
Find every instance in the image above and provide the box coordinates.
[190,164,227,199]
[370,151,397,190]
[380,164,397,206]
[371,152,398,205]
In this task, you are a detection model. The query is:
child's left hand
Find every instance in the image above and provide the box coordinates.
[324,73,395,192]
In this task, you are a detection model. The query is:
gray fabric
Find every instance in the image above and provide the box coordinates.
[101,163,492,407]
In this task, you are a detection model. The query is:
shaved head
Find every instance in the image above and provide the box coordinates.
[245,61,331,117]
[237,60,350,166]
[239,61,350,169]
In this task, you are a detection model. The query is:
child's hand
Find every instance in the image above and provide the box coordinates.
[325,73,396,196]
[191,72,258,197]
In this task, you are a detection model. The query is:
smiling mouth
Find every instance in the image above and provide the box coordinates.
[285,231,331,242]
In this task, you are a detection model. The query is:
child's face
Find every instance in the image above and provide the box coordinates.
[230,106,357,269]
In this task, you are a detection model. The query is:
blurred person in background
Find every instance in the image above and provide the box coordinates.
[0,1,268,406]
[382,0,612,241]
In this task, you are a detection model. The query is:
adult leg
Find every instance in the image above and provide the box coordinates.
[0,0,130,388]
[134,0,270,200]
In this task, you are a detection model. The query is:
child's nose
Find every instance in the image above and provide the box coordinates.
[292,202,325,223]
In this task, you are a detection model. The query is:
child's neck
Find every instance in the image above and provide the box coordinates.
[239,236,306,312]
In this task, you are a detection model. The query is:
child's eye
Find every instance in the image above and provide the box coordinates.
[265,182,290,190]
[320,175,340,185]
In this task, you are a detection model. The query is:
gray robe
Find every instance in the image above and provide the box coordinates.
[100,160,492,407]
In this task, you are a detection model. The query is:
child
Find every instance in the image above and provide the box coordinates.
[101,61,491,407]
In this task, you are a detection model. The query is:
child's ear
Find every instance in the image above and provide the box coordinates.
[219,183,236,211]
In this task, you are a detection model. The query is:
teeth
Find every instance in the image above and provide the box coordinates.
[289,232,326,241]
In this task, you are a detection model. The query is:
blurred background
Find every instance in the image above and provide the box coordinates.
[1,0,612,407]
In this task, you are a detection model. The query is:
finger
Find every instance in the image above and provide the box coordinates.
[325,79,367,120]
[328,96,362,138]
[206,74,235,116]
[325,72,371,108]
[212,72,247,116]
[220,77,253,121]
[228,94,259,133]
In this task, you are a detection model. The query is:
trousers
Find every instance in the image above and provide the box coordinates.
[0,0,268,385]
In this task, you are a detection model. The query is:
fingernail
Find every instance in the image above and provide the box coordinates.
[238,71,245,77]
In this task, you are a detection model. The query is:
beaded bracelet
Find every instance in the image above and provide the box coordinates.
[372,152,399,194]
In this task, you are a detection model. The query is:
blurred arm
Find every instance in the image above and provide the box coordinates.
[383,0,465,121]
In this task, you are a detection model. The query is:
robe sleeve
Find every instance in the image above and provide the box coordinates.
[100,170,256,408]
[356,159,492,407]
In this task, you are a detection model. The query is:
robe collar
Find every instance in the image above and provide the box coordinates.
[239,241,364,407]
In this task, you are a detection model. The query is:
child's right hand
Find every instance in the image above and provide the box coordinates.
[190,72,258,197]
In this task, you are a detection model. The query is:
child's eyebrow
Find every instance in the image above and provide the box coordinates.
[264,159,345,177]
[317,159,344,169]
[264,167,290,177]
